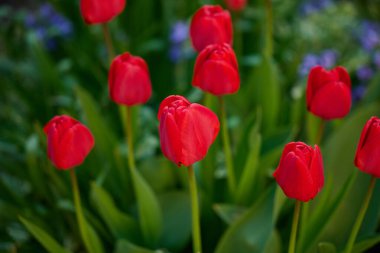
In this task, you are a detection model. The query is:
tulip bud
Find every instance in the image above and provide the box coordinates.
[225,0,247,12]
[108,52,152,106]
[190,5,233,52]
[158,95,220,166]
[306,66,352,120]
[192,43,240,96]
[80,0,126,25]
[355,117,380,177]
[44,115,95,170]
[273,142,324,202]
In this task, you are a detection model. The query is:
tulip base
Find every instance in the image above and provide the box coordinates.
[188,165,202,253]
[344,176,376,253]
[289,200,301,253]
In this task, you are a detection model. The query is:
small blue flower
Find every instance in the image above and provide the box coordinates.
[319,49,338,69]
[356,65,374,81]
[299,0,333,16]
[299,54,320,76]
[169,21,188,44]
[374,51,380,69]
[352,85,367,102]
[358,21,380,51]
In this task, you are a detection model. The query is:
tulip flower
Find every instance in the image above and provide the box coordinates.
[158,95,220,167]
[225,0,247,12]
[190,5,233,52]
[80,0,126,25]
[44,115,97,253]
[108,52,152,106]
[192,43,240,96]
[344,117,380,253]
[273,142,324,253]
[306,65,352,120]
[44,115,94,170]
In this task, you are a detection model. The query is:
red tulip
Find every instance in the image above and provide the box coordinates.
[273,142,324,202]
[44,115,95,170]
[225,0,247,11]
[80,0,126,25]
[190,5,233,52]
[158,95,220,166]
[306,66,351,120]
[355,117,380,177]
[192,43,240,96]
[109,52,152,106]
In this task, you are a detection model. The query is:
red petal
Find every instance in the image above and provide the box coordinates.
[159,112,182,166]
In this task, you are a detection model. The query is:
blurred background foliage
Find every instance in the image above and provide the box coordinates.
[1,0,380,252]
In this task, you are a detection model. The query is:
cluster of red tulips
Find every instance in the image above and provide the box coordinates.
[41,1,379,253]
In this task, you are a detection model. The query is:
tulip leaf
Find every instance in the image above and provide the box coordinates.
[317,242,336,253]
[214,186,275,253]
[263,230,282,253]
[158,191,191,251]
[114,239,160,253]
[90,182,140,242]
[19,216,71,253]
[213,204,247,225]
[131,169,163,247]
[352,235,380,253]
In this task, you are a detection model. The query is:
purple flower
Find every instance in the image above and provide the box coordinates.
[352,85,367,102]
[358,21,380,51]
[300,0,333,16]
[299,54,320,76]
[319,49,338,69]
[374,51,380,69]
[356,66,374,81]
[169,21,188,44]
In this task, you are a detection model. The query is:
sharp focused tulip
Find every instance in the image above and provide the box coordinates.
[192,43,240,96]
[80,0,126,25]
[355,117,380,177]
[225,0,247,11]
[190,5,233,52]
[44,115,95,170]
[158,95,220,166]
[306,65,352,120]
[109,52,152,106]
[273,142,324,202]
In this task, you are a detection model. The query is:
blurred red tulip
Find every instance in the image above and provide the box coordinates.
[109,52,152,106]
[158,95,220,166]
[44,115,95,170]
[190,5,233,52]
[80,0,126,25]
[273,142,324,202]
[355,117,380,177]
[225,0,247,11]
[306,65,351,120]
[192,43,240,95]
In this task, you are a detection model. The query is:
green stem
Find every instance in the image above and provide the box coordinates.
[289,200,301,253]
[344,176,376,253]
[218,96,237,197]
[188,165,202,253]
[125,106,136,172]
[69,169,94,253]
[102,23,115,64]
[315,119,325,146]
[264,0,273,57]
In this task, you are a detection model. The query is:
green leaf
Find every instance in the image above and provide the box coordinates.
[352,235,380,253]
[215,186,275,253]
[19,216,71,253]
[132,169,163,247]
[317,242,336,253]
[90,182,140,242]
[263,230,282,253]
[114,239,159,253]
[213,204,247,225]
[158,191,191,251]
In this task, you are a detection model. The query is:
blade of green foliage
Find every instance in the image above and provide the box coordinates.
[249,55,280,134]
[90,182,140,242]
[215,186,275,253]
[131,169,163,247]
[19,216,71,253]
[158,191,191,251]
[114,239,161,253]
[263,230,282,253]
[213,204,247,225]
[352,235,380,253]
[75,85,117,163]
[317,242,337,253]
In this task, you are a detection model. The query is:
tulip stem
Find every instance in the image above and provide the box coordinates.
[125,106,136,171]
[69,169,94,253]
[188,165,202,253]
[102,23,115,64]
[264,0,273,57]
[344,176,376,253]
[289,200,301,253]
[315,119,326,145]
[218,96,237,197]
